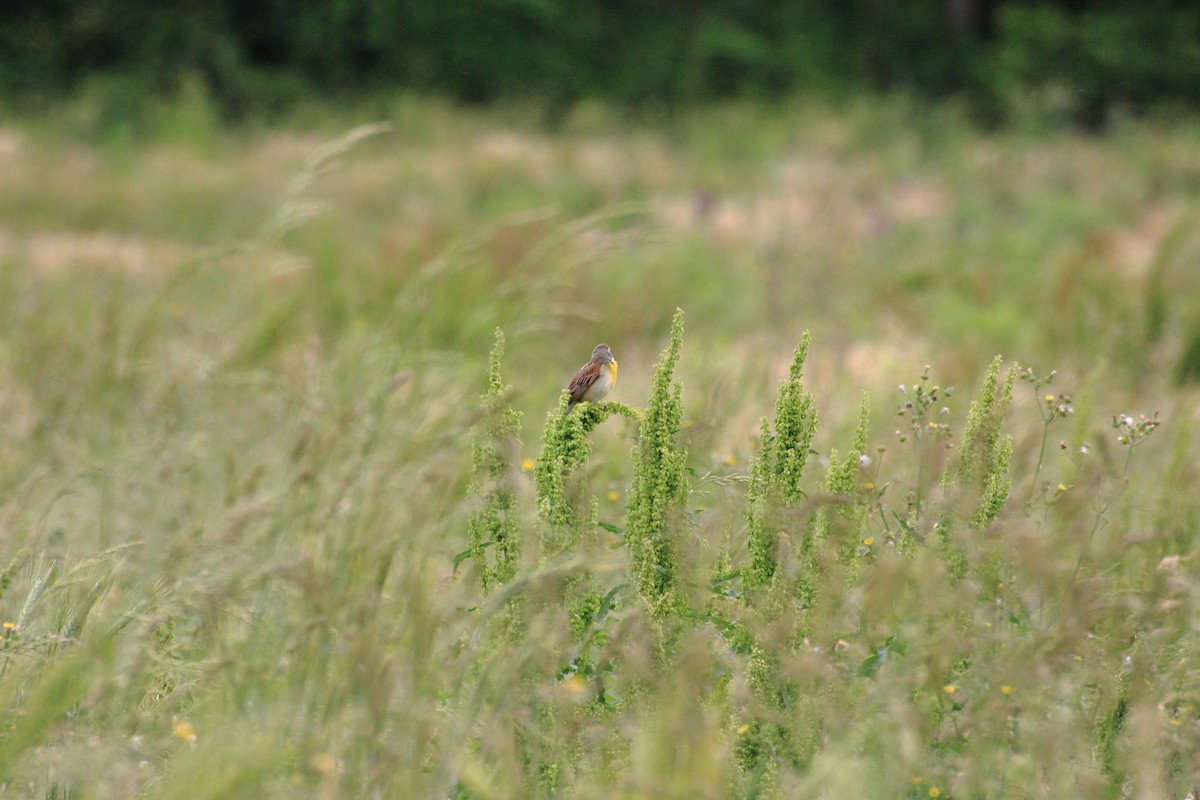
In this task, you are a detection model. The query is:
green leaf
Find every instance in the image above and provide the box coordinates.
[451,548,473,572]
[857,647,890,677]
[596,583,626,624]
[858,636,902,677]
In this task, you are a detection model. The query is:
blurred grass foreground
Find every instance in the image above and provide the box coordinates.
[1,98,1200,797]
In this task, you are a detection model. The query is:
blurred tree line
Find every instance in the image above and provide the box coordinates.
[3,0,1198,125]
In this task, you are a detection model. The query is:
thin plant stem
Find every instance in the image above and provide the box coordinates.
[1026,417,1050,509]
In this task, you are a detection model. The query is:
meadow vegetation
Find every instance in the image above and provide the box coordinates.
[1,95,1200,797]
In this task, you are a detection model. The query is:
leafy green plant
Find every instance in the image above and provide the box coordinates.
[534,399,639,558]
[464,329,524,594]
[938,355,1017,578]
[743,333,818,595]
[820,392,872,565]
[626,308,689,624]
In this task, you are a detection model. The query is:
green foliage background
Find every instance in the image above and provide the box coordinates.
[6,0,1200,125]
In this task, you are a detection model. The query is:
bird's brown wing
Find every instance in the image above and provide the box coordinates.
[566,360,602,409]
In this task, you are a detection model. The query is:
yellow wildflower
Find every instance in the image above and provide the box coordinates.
[942,684,956,695]
[521,458,535,472]
[863,537,875,546]
[737,724,750,735]
[310,753,337,775]
[173,719,196,744]
[1000,685,1014,695]
[607,490,620,503]
[561,674,587,698]
[929,788,941,798]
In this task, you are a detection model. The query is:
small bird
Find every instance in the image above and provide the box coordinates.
[564,343,618,414]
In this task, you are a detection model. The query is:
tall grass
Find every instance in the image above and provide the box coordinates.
[0,97,1198,797]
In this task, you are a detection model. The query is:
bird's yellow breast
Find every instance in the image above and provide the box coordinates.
[606,360,618,386]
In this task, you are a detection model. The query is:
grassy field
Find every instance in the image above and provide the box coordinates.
[1,95,1200,798]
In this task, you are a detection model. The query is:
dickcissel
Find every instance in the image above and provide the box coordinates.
[564,344,617,414]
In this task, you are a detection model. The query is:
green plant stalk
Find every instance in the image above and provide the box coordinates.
[466,329,524,594]
[745,333,817,594]
[1026,413,1051,509]
[1068,439,1139,586]
[626,309,688,622]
